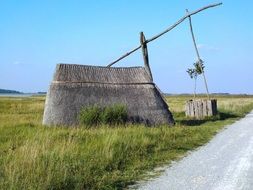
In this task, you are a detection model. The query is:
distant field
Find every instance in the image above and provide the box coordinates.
[0,95,253,189]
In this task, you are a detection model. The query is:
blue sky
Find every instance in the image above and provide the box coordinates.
[0,0,252,94]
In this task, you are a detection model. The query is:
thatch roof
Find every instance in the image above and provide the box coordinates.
[43,64,174,126]
[53,64,151,84]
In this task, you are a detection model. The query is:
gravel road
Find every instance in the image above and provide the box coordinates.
[138,111,253,190]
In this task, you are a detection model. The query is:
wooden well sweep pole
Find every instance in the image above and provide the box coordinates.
[140,32,153,81]
[107,45,141,67]
[107,2,222,67]
[186,9,210,100]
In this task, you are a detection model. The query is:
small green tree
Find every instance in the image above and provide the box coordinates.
[193,59,205,75]
[187,68,198,99]
[187,59,205,99]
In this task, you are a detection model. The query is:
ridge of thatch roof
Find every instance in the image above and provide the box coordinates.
[54,64,152,84]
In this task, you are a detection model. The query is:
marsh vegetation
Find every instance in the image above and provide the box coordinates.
[0,95,253,189]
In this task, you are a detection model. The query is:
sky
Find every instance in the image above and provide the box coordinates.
[0,0,252,94]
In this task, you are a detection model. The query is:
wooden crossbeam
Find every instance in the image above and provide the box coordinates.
[107,2,222,67]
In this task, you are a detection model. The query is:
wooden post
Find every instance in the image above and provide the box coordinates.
[140,32,153,81]
[186,9,210,100]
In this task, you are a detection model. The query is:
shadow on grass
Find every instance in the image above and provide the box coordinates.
[176,111,238,126]
[219,112,238,120]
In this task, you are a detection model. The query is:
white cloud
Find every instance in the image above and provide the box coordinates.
[13,61,25,65]
[197,44,220,51]
[13,61,21,65]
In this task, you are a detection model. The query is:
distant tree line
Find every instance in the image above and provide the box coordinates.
[0,89,22,94]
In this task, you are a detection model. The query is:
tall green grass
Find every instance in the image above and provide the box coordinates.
[0,95,253,189]
[78,104,127,127]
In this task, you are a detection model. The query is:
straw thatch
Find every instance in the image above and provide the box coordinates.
[43,64,174,126]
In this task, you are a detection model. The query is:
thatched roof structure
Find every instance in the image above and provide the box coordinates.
[43,64,174,126]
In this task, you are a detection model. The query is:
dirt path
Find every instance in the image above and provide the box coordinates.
[138,111,253,190]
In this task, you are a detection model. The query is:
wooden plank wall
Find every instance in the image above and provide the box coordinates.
[185,99,217,119]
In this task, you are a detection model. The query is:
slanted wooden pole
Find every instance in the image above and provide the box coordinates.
[107,2,222,67]
[107,45,141,67]
[140,32,153,81]
[186,9,210,100]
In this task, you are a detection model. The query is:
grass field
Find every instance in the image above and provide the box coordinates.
[0,95,253,189]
